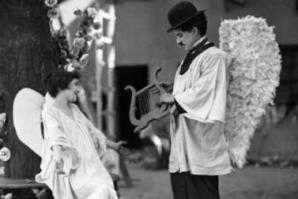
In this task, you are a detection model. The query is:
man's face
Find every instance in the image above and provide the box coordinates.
[173,29,198,51]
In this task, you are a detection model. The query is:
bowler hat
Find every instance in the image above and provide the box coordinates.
[167,1,205,32]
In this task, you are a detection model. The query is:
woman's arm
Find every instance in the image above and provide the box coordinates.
[45,110,78,172]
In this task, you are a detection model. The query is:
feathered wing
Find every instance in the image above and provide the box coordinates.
[219,16,282,168]
[13,88,45,157]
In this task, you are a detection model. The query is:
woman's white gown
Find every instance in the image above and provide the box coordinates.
[36,103,118,199]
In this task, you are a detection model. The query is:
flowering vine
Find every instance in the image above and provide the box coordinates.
[44,0,104,72]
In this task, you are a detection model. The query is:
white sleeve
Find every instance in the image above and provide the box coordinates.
[43,111,71,149]
[43,110,79,173]
[174,52,228,122]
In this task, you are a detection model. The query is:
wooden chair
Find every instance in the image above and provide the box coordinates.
[0,178,50,199]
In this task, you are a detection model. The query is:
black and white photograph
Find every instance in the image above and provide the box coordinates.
[0,0,297,198]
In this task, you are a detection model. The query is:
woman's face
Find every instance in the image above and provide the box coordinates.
[63,78,81,102]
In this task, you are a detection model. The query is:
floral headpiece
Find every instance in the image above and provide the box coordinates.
[44,0,104,72]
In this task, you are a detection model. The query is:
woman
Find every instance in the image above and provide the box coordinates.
[36,70,122,199]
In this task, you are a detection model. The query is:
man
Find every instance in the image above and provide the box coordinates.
[160,1,233,199]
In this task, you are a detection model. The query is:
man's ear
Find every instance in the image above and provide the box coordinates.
[192,27,200,36]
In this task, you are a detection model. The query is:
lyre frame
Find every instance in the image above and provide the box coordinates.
[125,68,170,133]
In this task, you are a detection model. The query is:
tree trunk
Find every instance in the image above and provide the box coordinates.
[0,0,58,198]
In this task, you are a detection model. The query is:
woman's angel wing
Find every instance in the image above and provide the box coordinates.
[13,88,45,157]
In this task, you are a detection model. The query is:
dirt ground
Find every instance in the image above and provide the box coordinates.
[118,118,298,199]
[119,164,298,199]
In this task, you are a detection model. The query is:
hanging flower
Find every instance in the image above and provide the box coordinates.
[64,59,84,72]
[58,28,68,38]
[79,54,90,68]
[96,39,105,49]
[74,9,83,16]
[1,193,13,199]
[80,18,94,33]
[0,147,11,162]
[73,37,85,49]
[60,49,68,60]
[71,37,85,58]
[44,0,57,7]
[0,113,6,131]
[86,7,97,18]
[64,63,75,72]
[93,32,102,40]
[47,6,102,72]
[93,22,101,30]
[85,35,93,42]
[47,7,60,19]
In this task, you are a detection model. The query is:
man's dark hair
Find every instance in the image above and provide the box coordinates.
[45,70,80,97]
[177,13,207,36]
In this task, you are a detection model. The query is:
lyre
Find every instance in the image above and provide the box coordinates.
[125,68,170,132]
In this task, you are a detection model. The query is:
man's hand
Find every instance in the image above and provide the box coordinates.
[159,82,173,93]
[151,82,173,95]
[160,93,175,104]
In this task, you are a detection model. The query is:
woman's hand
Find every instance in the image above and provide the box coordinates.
[108,140,129,155]
[113,141,127,151]
[52,146,64,173]
[52,146,79,173]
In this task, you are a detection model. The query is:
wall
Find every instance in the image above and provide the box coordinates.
[223,0,298,45]
[114,0,224,83]
[114,0,298,83]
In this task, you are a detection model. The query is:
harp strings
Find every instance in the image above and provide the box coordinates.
[136,85,162,117]
[137,90,151,116]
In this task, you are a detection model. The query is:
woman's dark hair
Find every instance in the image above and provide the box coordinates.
[44,70,80,97]
[178,12,207,36]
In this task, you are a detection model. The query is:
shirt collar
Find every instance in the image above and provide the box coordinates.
[187,36,207,55]
[193,35,207,48]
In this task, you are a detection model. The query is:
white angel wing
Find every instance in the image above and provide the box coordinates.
[13,88,45,157]
[219,16,282,168]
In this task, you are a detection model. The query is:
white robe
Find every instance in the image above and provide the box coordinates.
[35,104,117,199]
[169,46,232,175]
